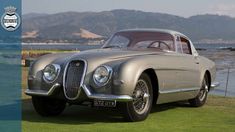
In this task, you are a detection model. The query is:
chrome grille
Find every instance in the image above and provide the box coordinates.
[64,60,85,99]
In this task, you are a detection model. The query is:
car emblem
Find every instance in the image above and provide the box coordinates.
[1,6,21,31]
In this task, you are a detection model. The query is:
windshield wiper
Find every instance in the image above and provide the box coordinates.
[103,45,122,49]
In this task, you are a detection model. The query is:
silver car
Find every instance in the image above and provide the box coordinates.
[25,29,219,121]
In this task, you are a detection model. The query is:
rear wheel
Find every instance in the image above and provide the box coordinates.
[189,74,209,107]
[121,73,153,122]
[32,96,66,116]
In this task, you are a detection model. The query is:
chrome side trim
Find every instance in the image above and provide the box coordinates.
[63,59,87,100]
[25,83,60,96]
[82,85,133,102]
[159,87,200,94]
[211,82,220,89]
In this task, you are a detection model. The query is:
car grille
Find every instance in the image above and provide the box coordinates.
[64,60,85,99]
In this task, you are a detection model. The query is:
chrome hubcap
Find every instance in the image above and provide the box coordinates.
[132,79,150,115]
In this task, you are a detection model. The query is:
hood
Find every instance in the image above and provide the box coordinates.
[50,48,166,74]
[71,48,162,61]
[30,48,164,78]
[66,48,165,80]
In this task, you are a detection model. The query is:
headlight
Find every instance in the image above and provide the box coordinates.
[93,65,112,86]
[43,64,60,83]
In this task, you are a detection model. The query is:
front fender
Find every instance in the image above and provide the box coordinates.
[28,53,75,91]
[113,56,154,96]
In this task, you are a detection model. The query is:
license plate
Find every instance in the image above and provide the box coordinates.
[94,99,116,107]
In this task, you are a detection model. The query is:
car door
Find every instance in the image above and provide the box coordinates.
[176,36,201,92]
[157,35,201,104]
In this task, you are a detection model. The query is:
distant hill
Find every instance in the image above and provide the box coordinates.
[22,9,235,42]
[23,13,48,19]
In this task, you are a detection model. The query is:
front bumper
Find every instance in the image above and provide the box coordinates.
[25,83,60,96]
[82,85,133,102]
[25,84,133,102]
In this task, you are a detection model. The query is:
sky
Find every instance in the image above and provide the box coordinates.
[23,0,235,17]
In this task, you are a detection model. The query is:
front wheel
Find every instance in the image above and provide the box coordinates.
[121,73,153,122]
[189,74,209,107]
[32,96,66,116]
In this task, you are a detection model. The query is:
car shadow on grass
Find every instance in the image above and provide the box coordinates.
[151,101,192,113]
[22,98,192,124]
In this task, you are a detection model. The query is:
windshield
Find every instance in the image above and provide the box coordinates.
[103,31,175,51]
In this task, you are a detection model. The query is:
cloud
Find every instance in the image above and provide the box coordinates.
[210,4,235,17]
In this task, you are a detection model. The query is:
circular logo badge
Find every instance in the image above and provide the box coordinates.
[1,6,21,31]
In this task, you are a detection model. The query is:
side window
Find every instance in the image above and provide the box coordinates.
[176,36,182,53]
[180,37,192,54]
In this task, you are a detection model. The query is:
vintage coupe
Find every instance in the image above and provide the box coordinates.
[25,29,219,121]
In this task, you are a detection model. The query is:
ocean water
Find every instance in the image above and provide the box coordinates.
[211,69,235,97]
[215,69,235,97]
[195,43,235,50]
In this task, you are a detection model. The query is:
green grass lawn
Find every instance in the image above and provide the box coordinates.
[22,68,235,132]
[22,96,235,132]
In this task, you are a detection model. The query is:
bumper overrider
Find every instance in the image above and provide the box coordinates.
[25,84,133,102]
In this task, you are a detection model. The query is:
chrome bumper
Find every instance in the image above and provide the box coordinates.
[25,83,60,96]
[210,82,220,90]
[82,85,133,102]
[25,84,133,102]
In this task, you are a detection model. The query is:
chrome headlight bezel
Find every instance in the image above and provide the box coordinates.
[93,65,113,87]
[43,64,61,83]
